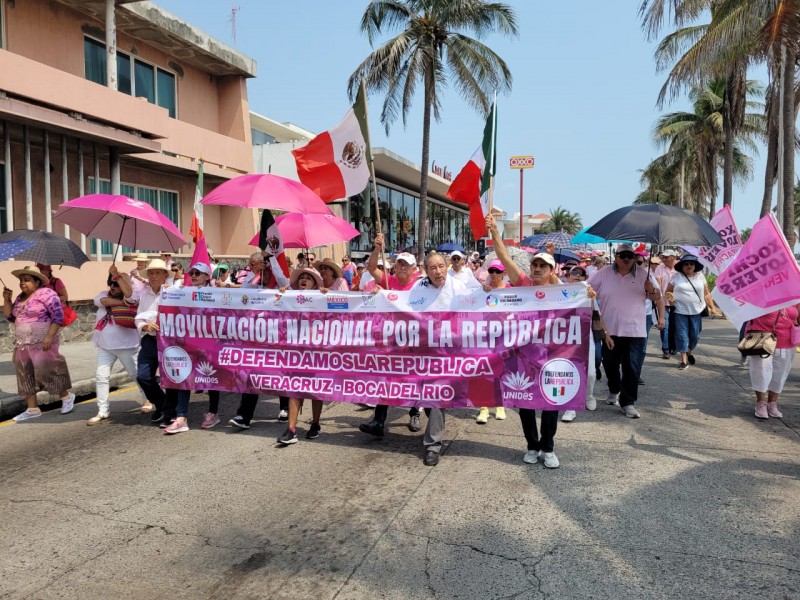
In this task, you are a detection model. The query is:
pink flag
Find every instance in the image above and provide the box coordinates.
[713,214,800,329]
[682,206,742,275]
[184,236,211,286]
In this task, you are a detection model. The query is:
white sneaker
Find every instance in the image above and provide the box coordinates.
[476,407,489,424]
[60,392,76,414]
[586,396,597,411]
[561,410,576,422]
[605,392,620,406]
[621,405,641,418]
[542,452,560,469]
[13,408,42,422]
[522,450,541,464]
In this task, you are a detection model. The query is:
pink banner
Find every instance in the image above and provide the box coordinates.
[713,214,800,329]
[156,286,592,410]
[682,206,742,275]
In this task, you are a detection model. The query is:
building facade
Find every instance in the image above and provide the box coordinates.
[0,0,257,299]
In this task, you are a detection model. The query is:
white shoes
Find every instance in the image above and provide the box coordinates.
[522,450,560,468]
[522,450,540,464]
[60,393,76,414]
[605,392,620,406]
[586,396,597,411]
[542,452,560,469]
[561,410,576,422]
[13,408,42,422]
[476,407,489,424]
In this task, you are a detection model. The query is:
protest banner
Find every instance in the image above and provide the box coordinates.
[157,284,592,410]
[682,206,742,276]
[712,214,800,330]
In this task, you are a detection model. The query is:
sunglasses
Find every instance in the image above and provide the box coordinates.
[569,269,586,276]
[451,257,463,261]
[171,268,180,272]
[488,269,503,274]
[617,253,635,260]
[188,270,203,276]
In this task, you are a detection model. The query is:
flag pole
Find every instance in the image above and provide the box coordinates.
[359,79,386,266]
[487,90,498,215]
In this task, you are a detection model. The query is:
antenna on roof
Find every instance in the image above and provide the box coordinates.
[228,4,242,47]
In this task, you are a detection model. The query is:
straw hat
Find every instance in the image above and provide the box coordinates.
[142,259,169,277]
[133,254,149,262]
[315,258,343,278]
[289,267,323,290]
[12,265,49,286]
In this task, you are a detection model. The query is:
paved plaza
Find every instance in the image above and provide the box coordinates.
[0,319,798,600]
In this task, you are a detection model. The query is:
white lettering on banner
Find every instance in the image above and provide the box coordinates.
[160,313,280,343]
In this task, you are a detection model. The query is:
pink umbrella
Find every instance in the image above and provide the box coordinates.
[53,194,186,253]
[249,212,359,249]
[201,173,333,214]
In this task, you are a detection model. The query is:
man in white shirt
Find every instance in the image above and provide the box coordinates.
[447,250,480,288]
[654,249,678,359]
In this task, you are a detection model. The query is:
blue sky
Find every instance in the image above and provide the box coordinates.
[157,1,772,232]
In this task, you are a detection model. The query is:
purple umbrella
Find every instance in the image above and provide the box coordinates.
[53,194,187,255]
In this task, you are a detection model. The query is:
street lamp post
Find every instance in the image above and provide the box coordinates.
[510,155,534,243]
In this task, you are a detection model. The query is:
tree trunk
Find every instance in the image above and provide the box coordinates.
[760,92,778,218]
[722,77,735,208]
[416,77,433,264]
[781,46,796,245]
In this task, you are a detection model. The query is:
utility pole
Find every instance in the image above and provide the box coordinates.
[509,155,534,243]
[228,5,242,47]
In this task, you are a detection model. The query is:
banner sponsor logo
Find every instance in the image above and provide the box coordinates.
[296,295,314,305]
[486,295,500,307]
[539,358,581,406]
[327,294,349,310]
[161,289,184,301]
[240,295,250,305]
[221,292,232,306]
[387,292,399,301]
[501,371,535,402]
[191,290,215,303]
[163,346,192,383]
[194,361,219,385]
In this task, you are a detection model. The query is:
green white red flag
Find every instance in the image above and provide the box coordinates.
[447,101,497,240]
[189,160,204,243]
[292,81,371,202]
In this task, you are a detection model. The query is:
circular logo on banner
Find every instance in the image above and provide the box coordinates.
[539,358,581,406]
[486,294,499,307]
[162,346,193,383]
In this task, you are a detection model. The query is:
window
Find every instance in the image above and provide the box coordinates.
[0,166,6,234]
[83,37,177,118]
[0,0,5,49]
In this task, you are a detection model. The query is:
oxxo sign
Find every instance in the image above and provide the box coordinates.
[510,156,534,169]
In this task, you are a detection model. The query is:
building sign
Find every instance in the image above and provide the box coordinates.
[510,156,535,169]
[431,161,452,181]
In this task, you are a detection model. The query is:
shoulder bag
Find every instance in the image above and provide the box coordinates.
[738,312,781,358]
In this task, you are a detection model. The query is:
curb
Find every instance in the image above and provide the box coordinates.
[0,372,135,421]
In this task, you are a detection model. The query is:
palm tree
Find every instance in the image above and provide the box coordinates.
[348,0,518,261]
[540,207,582,235]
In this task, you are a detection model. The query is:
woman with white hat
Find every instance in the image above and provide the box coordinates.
[2,266,75,422]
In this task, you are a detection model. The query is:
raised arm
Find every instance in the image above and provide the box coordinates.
[485,214,523,285]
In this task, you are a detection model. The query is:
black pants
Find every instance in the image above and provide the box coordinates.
[235,394,289,424]
[602,336,646,407]
[373,404,420,425]
[519,409,558,453]
[136,336,165,410]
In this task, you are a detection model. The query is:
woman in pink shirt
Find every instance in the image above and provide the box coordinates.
[316,258,350,291]
[747,306,800,420]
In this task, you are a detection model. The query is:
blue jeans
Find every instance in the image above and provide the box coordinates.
[602,336,646,407]
[660,306,676,352]
[673,313,702,353]
[136,335,165,409]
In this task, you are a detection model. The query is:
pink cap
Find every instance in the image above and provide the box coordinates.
[487,259,505,272]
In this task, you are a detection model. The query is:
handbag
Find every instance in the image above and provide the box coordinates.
[791,325,800,347]
[683,272,708,317]
[738,312,781,358]
[61,305,78,326]
[96,302,138,330]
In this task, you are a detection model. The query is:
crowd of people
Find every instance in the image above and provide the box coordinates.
[3,222,796,468]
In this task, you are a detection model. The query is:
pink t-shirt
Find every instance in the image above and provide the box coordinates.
[748,306,799,349]
[380,272,419,291]
[588,266,656,338]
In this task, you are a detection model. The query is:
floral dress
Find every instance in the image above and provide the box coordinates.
[7,287,71,396]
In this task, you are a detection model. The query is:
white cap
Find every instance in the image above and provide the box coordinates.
[450,250,465,259]
[396,252,417,266]
[189,262,211,275]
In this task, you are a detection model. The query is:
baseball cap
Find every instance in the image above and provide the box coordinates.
[487,259,506,272]
[531,253,556,268]
[660,249,679,257]
[356,262,365,268]
[450,250,465,259]
[616,244,634,253]
[189,262,211,275]
[396,252,417,266]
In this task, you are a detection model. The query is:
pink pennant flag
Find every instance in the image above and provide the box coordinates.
[682,206,742,275]
[713,214,800,328]
[184,236,211,286]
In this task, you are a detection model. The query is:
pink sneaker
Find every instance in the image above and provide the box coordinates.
[754,401,768,420]
[200,412,220,429]
[164,419,189,435]
[767,402,783,418]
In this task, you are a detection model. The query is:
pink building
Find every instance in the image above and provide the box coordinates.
[0,0,257,299]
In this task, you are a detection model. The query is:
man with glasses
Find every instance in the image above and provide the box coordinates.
[588,244,661,418]
[360,233,423,435]
[447,250,480,288]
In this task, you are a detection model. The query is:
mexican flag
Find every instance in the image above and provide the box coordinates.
[189,160,204,243]
[292,81,371,202]
[447,101,497,240]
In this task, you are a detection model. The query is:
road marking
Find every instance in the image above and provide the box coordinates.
[0,385,139,428]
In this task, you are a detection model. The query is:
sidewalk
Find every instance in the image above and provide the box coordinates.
[0,341,134,421]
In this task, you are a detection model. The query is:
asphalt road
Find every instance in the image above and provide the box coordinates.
[1,320,798,600]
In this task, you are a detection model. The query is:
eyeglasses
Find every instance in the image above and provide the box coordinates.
[617,253,635,260]
[488,269,503,274]
[569,269,586,276]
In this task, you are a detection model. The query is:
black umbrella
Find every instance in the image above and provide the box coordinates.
[0,229,90,268]
[586,205,723,246]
